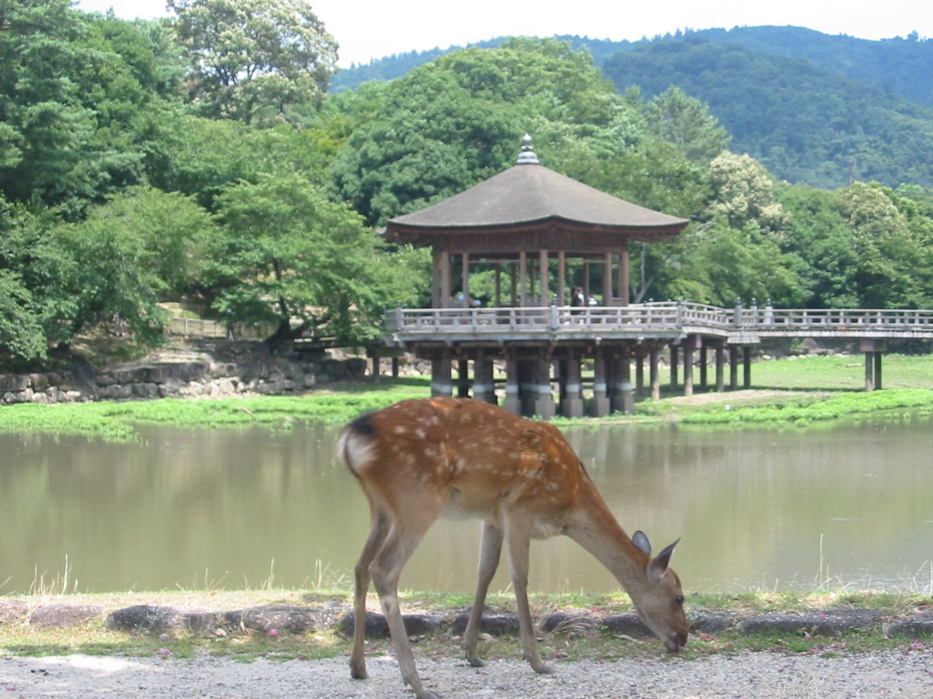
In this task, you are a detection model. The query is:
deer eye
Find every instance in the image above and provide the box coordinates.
[675,596,685,607]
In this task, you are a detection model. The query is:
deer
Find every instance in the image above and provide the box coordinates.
[338,397,688,699]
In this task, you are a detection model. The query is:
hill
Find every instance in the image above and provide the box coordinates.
[330,27,933,189]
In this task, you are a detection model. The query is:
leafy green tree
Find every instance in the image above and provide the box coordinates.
[209,174,388,349]
[645,86,730,163]
[169,0,338,125]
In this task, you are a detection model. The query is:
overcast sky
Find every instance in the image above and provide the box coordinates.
[74,0,931,68]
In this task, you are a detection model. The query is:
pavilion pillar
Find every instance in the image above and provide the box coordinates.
[558,251,567,305]
[683,335,695,398]
[619,245,630,306]
[494,262,502,306]
[539,250,549,306]
[602,252,613,304]
[650,347,661,401]
[430,352,452,397]
[432,250,443,307]
[590,347,611,417]
[519,251,527,306]
[440,252,453,308]
[473,351,496,404]
[502,355,520,414]
[461,252,470,308]
[560,352,584,418]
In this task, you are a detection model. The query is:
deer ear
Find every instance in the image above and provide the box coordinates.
[648,539,680,580]
[632,530,652,556]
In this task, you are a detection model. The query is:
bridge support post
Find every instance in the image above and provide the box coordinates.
[729,345,739,390]
[683,335,695,397]
[430,354,452,398]
[590,347,611,417]
[699,338,708,390]
[457,359,470,397]
[670,344,679,390]
[861,340,886,392]
[611,346,633,414]
[560,352,585,418]
[715,340,725,392]
[502,356,520,414]
[472,351,496,404]
[743,347,752,389]
[650,347,661,401]
[529,354,555,419]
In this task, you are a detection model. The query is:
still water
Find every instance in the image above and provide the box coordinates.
[2,412,932,595]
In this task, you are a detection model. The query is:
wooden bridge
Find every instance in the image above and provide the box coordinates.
[384,301,933,417]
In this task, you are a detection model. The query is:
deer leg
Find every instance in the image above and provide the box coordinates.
[507,522,553,674]
[462,521,504,667]
[349,506,390,681]
[370,507,443,699]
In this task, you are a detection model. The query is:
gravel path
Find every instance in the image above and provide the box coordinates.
[4,649,933,698]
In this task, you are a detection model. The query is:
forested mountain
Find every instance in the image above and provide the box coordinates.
[602,38,933,189]
[333,27,933,189]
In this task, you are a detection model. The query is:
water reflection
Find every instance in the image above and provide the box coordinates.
[2,412,931,595]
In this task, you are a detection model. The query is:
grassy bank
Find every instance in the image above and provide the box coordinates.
[3,354,933,439]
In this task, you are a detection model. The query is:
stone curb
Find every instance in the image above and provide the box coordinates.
[2,602,931,641]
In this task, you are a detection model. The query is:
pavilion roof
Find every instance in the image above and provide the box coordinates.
[386,139,689,246]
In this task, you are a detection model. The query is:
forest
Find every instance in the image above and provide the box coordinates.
[2,0,933,371]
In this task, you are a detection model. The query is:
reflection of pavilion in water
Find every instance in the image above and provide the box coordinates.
[383,135,692,417]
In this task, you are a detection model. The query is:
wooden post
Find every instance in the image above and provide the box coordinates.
[619,245,630,306]
[518,251,527,306]
[729,345,739,390]
[602,251,613,304]
[539,250,549,306]
[590,347,610,417]
[561,352,584,418]
[431,354,452,397]
[743,346,752,388]
[650,347,660,401]
[865,351,875,392]
[699,338,708,389]
[635,353,645,397]
[503,355,520,414]
[461,252,470,308]
[715,340,725,392]
[457,359,470,397]
[558,251,566,306]
[683,335,695,397]
[532,354,555,418]
[874,352,883,390]
[670,345,679,390]
[473,351,496,404]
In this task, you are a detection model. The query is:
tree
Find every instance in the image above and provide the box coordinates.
[645,87,731,163]
[209,174,387,349]
[169,0,338,125]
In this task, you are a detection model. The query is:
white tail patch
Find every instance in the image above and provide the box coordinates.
[338,429,377,478]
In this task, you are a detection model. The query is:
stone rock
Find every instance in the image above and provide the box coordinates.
[739,610,881,636]
[691,611,737,634]
[450,611,520,637]
[107,605,186,633]
[0,374,30,392]
[338,611,444,639]
[238,605,324,634]
[30,605,103,629]
[0,600,29,625]
[884,612,933,638]
[542,610,597,634]
[601,613,653,638]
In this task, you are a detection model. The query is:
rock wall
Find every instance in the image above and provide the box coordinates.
[0,340,369,406]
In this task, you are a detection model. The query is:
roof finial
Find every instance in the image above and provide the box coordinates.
[516,133,540,165]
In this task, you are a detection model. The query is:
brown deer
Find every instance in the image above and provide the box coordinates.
[339,398,688,699]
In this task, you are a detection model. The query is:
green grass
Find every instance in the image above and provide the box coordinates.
[3,354,933,439]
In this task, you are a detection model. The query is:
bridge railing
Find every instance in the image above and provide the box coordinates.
[387,302,933,338]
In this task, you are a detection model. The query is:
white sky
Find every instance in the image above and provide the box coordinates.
[74,0,931,68]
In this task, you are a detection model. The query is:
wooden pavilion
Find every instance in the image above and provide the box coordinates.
[384,136,690,417]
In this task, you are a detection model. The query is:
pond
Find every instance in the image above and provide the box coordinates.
[2,411,932,596]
